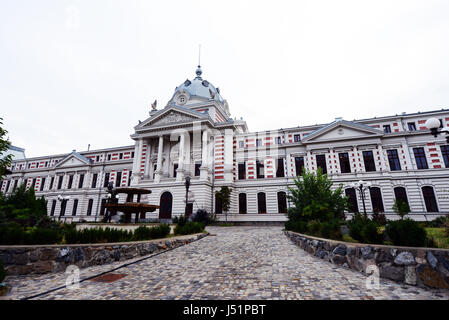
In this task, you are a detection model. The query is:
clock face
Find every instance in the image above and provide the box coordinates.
[177,94,187,105]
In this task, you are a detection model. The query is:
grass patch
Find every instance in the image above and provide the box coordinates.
[342,234,359,243]
[426,228,449,249]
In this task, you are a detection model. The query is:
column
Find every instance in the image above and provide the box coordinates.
[200,130,209,180]
[131,139,143,184]
[176,133,185,182]
[154,135,164,183]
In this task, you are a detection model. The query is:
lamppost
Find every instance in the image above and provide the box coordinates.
[185,176,191,218]
[425,118,449,142]
[349,180,371,216]
[57,195,70,222]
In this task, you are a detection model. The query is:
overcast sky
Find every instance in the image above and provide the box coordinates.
[1,0,449,158]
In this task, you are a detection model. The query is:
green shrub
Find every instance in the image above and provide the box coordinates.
[148,224,170,239]
[284,220,307,233]
[372,212,387,226]
[174,221,205,235]
[0,260,5,283]
[27,227,61,245]
[133,226,152,241]
[190,209,215,225]
[385,218,427,247]
[392,199,410,219]
[319,220,343,240]
[173,215,187,227]
[347,213,383,244]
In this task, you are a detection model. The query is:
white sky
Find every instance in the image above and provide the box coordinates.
[1,0,449,158]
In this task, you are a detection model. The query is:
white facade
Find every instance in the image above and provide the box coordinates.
[2,66,449,222]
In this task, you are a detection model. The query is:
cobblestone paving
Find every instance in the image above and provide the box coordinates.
[3,226,449,300]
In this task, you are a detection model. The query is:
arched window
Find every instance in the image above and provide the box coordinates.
[277,191,287,213]
[422,186,439,212]
[369,187,384,213]
[159,192,173,219]
[393,187,409,205]
[345,188,358,213]
[239,193,247,214]
[257,192,266,214]
[50,200,56,216]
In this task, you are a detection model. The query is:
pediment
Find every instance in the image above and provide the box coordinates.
[136,106,209,131]
[55,153,92,168]
[303,121,383,143]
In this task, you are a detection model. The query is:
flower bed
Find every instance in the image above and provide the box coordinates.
[285,230,449,290]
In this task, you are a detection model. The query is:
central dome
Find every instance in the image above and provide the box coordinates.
[171,66,224,104]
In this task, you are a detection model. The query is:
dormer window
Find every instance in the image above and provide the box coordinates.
[383,125,391,133]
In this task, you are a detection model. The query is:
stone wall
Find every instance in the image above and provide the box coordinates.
[285,231,449,290]
[0,233,208,276]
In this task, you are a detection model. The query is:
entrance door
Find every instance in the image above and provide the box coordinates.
[159,192,173,219]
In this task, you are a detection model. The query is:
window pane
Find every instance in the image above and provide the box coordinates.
[422,186,439,212]
[295,157,304,176]
[394,187,409,205]
[362,151,376,172]
[369,187,384,213]
[277,192,287,213]
[239,193,247,214]
[257,193,266,214]
[345,188,358,213]
[413,147,428,169]
[387,150,401,171]
[441,145,449,168]
[316,154,327,174]
[276,158,285,177]
[338,153,351,173]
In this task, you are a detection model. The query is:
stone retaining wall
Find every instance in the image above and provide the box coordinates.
[285,231,449,290]
[0,233,208,276]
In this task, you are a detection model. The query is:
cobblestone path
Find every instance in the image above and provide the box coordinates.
[3,226,449,300]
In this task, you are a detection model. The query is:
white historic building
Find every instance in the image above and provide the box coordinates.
[2,66,449,222]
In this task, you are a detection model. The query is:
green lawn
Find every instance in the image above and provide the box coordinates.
[426,228,449,249]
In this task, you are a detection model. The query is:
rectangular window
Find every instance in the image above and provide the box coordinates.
[40,177,46,191]
[276,158,285,177]
[96,156,100,162]
[49,177,54,190]
[128,171,132,186]
[116,172,122,187]
[103,172,110,187]
[119,153,123,160]
[31,178,37,189]
[78,174,84,188]
[256,139,262,147]
[276,137,282,144]
[13,179,18,191]
[72,199,78,216]
[45,161,48,167]
[5,180,10,193]
[131,152,135,158]
[387,149,401,171]
[441,145,449,168]
[67,175,73,189]
[383,125,391,133]
[107,154,111,161]
[413,147,428,169]
[57,176,63,189]
[408,122,416,131]
[92,173,98,188]
[238,162,246,180]
[256,160,264,179]
[173,164,178,178]
[316,154,327,174]
[295,156,305,176]
[195,163,201,176]
[338,153,351,173]
[50,200,56,216]
[239,141,244,148]
[87,199,93,216]
[362,151,376,172]
[294,134,301,142]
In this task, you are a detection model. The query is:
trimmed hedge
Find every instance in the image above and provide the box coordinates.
[174,221,205,235]
[0,260,5,283]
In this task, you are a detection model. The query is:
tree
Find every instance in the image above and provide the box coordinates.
[392,199,410,219]
[215,186,232,222]
[287,168,348,223]
[0,118,13,180]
